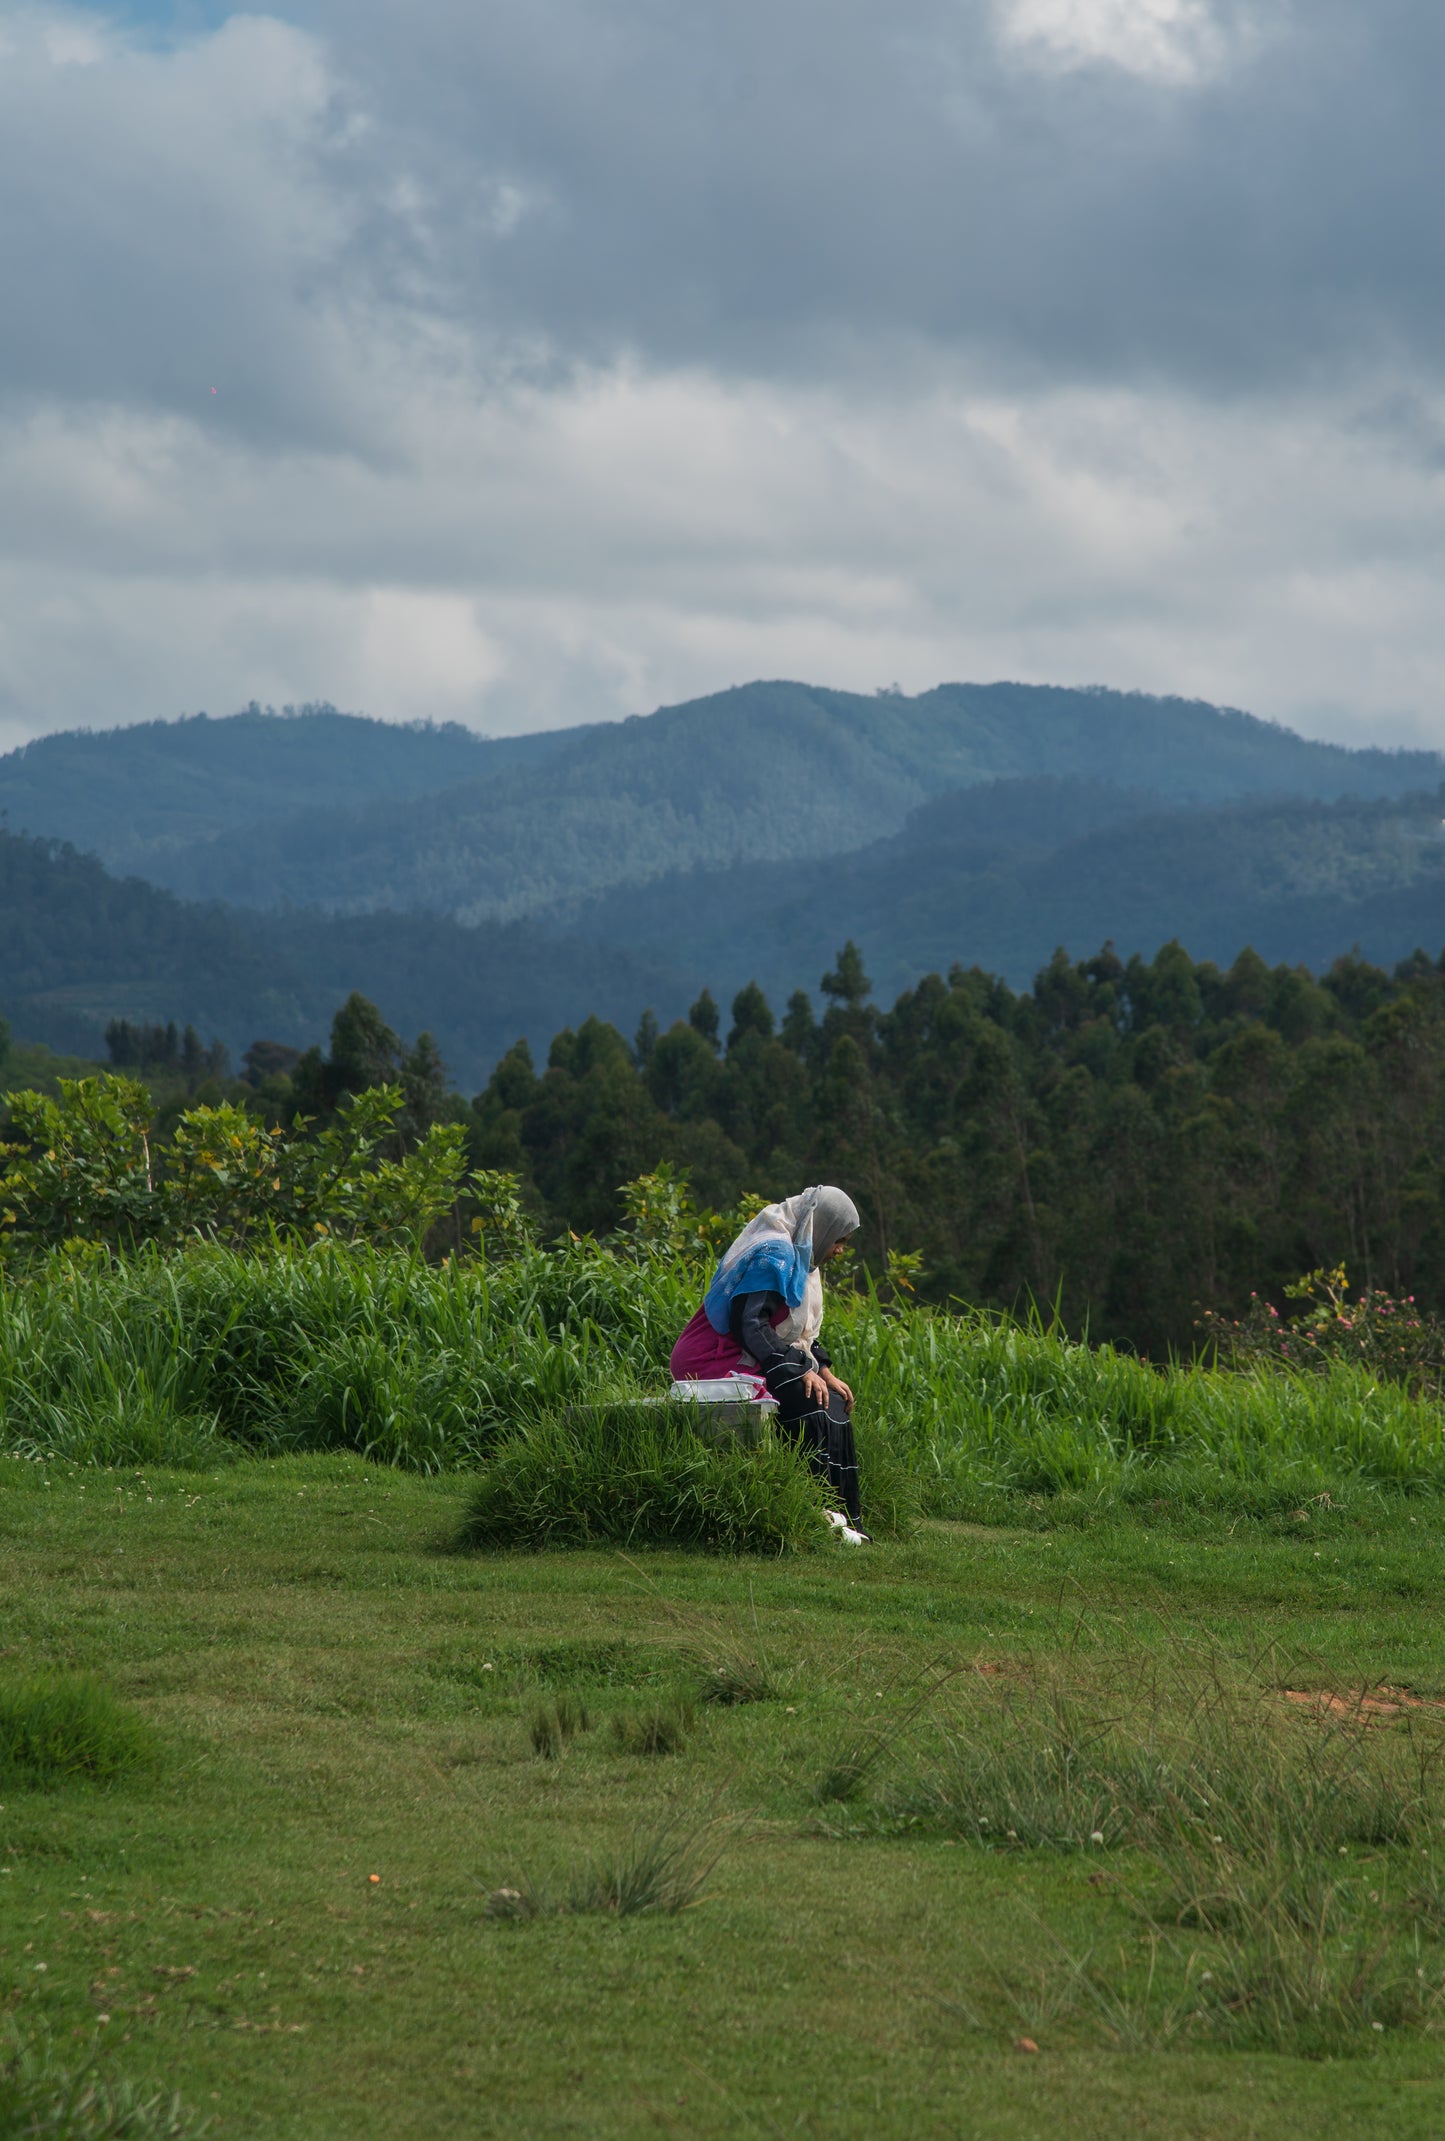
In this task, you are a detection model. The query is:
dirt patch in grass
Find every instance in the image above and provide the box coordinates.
[1279,1684,1445,1722]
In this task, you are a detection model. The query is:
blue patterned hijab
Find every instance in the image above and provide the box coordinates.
[702,1185,860,1335]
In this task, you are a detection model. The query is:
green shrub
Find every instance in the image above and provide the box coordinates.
[457,1402,829,1555]
[0,1673,156,1787]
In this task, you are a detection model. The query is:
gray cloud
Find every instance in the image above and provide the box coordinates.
[284,0,1445,393]
[0,0,1443,752]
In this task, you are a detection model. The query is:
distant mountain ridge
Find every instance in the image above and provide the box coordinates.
[4,681,1445,1085]
[2,681,1437,924]
[0,702,585,877]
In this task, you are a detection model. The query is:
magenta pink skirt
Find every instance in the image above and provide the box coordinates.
[668,1303,766,1396]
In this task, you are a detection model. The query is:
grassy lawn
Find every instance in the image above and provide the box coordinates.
[3,1454,1444,2138]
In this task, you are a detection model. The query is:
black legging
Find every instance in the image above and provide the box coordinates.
[765,1357,862,1525]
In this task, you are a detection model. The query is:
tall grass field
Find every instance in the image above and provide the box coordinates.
[3,1239,1442,1520]
[4,1239,1445,2135]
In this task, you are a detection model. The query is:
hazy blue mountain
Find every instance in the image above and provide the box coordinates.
[0,831,683,1087]
[6,684,1445,1090]
[568,780,1445,1006]
[28,681,1437,923]
[0,702,586,877]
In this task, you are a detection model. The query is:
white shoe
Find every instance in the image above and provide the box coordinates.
[839,1525,871,1546]
[823,1510,849,1531]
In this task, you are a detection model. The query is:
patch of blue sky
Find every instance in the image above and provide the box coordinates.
[103,1,251,34]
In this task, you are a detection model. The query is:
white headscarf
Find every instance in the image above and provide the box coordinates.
[707,1184,860,1351]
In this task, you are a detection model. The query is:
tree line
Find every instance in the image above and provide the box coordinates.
[464,936,1445,1354]
[12,931,1445,1357]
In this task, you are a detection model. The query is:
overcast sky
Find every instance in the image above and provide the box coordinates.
[1,0,1443,751]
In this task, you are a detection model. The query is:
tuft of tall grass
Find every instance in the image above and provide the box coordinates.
[457,1402,828,1555]
[529,1695,591,1758]
[481,1805,730,1921]
[0,2024,204,2137]
[695,1653,775,1707]
[0,1673,156,1787]
[615,1557,785,1706]
[871,1647,1439,1858]
[610,1700,694,1758]
[841,1297,1445,1515]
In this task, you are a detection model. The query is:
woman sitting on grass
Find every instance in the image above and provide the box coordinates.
[669,1187,868,1541]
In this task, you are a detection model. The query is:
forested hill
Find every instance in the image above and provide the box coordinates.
[0,703,584,877]
[0,830,683,1081]
[571,779,1445,1003]
[6,778,1445,1091]
[8,682,1435,924]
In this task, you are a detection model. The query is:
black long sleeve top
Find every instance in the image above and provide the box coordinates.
[728,1290,832,1376]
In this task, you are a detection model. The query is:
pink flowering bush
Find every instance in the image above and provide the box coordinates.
[1200,1264,1445,1396]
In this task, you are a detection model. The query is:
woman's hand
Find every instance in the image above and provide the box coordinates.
[822,1368,854,1408]
[802,1369,830,1408]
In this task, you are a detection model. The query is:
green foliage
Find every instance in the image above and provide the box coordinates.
[457,1402,830,1555]
[821,939,872,1008]
[468,1168,534,1261]
[0,1076,159,1251]
[106,1018,226,1090]
[7,1234,1445,1528]
[0,1672,156,1786]
[612,1162,715,1261]
[0,1076,468,1257]
[1202,1264,1445,1395]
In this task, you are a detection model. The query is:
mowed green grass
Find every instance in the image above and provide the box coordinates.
[3,1455,1445,2139]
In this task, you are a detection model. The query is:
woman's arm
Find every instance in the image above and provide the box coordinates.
[733,1292,830,1407]
[732,1290,791,1373]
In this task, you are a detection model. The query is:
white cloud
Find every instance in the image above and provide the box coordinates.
[994,0,1232,81]
[4,361,1445,752]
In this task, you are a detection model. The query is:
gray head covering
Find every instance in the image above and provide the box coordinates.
[808,1185,860,1268]
[706,1184,861,1352]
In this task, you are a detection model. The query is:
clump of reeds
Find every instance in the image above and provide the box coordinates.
[481,1805,730,1921]
[0,1672,156,1787]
